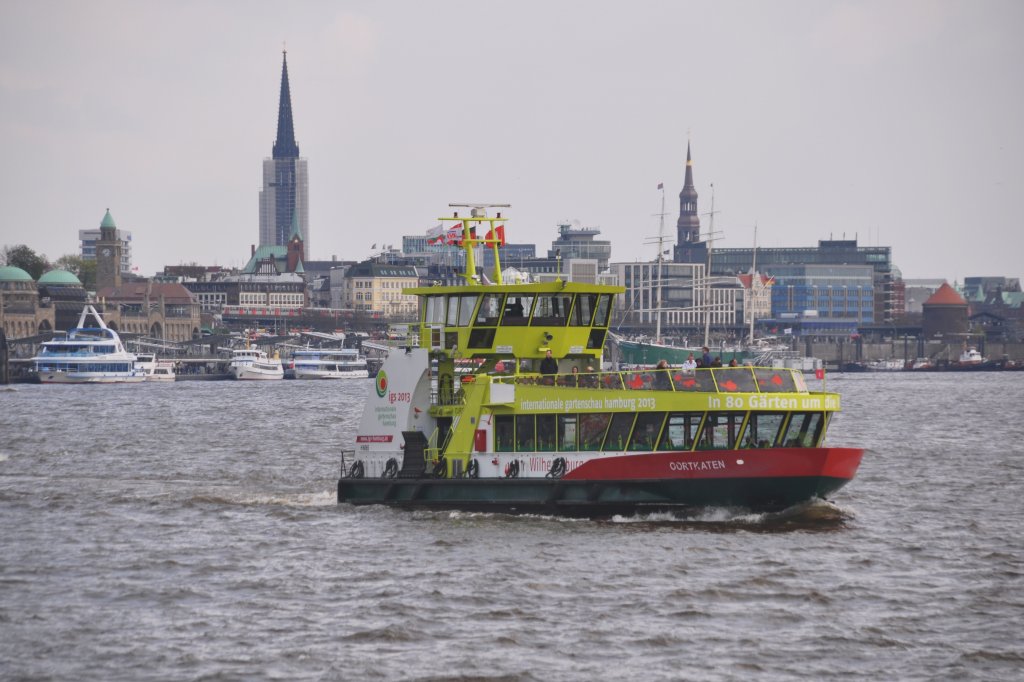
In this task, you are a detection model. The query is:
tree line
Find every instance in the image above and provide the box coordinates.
[0,244,96,288]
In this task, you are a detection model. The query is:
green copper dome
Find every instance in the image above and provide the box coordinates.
[0,265,34,282]
[100,209,117,229]
[38,269,82,286]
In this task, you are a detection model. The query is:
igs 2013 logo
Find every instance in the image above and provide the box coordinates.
[375,370,389,398]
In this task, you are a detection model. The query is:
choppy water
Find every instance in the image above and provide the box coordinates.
[1,374,1022,681]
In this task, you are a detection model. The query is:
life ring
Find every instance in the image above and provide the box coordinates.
[432,456,447,478]
[504,459,520,479]
[348,460,365,479]
[381,458,399,479]
[465,458,480,479]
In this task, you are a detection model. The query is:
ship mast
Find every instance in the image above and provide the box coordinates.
[749,222,757,345]
[702,184,716,349]
[655,184,667,344]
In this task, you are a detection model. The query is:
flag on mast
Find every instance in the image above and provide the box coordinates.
[657,182,664,190]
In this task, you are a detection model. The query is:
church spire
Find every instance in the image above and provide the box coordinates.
[676,141,701,246]
[272,51,299,159]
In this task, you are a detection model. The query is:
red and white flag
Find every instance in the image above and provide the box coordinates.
[484,224,506,246]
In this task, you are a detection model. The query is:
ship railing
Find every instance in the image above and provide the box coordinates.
[339,449,356,478]
[490,366,804,394]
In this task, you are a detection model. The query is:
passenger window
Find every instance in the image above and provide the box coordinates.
[781,412,824,447]
[699,413,744,450]
[603,413,636,451]
[495,415,514,452]
[744,413,786,448]
[579,413,611,450]
[536,415,557,452]
[628,412,665,451]
[558,415,577,452]
[658,413,702,451]
[515,415,535,451]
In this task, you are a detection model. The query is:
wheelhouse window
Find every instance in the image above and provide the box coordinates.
[571,294,598,327]
[659,412,702,451]
[477,294,504,326]
[425,296,446,325]
[593,295,612,327]
[457,295,479,327]
[531,294,573,327]
[501,295,533,326]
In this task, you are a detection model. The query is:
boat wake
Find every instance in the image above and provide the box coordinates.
[188,488,337,508]
[609,498,855,531]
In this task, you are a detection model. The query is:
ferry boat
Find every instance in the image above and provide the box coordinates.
[291,347,369,379]
[134,354,176,381]
[31,305,145,384]
[229,347,284,380]
[337,206,863,516]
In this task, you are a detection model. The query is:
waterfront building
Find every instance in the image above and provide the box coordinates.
[96,281,202,341]
[95,209,127,290]
[339,261,419,318]
[738,271,774,328]
[0,266,52,339]
[669,144,900,326]
[259,51,310,258]
[903,279,947,315]
[612,260,742,328]
[79,209,132,274]
[763,263,875,336]
[547,222,611,271]
[922,282,968,339]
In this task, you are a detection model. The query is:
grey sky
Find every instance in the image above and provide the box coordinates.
[1,0,1021,282]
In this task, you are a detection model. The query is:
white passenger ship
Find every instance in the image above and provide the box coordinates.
[229,347,284,380]
[292,348,369,379]
[31,305,145,384]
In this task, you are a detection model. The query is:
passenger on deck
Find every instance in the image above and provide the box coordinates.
[653,359,672,390]
[682,353,697,374]
[539,349,558,385]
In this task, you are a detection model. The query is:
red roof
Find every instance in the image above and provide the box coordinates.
[924,282,967,306]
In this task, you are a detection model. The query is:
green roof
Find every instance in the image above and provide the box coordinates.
[100,209,116,229]
[38,269,83,285]
[0,265,33,282]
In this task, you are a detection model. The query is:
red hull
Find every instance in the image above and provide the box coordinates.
[563,447,863,482]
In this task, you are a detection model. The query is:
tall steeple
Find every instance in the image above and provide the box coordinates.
[259,49,310,257]
[673,141,705,263]
[273,51,299,159]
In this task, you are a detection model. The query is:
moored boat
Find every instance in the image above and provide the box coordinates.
[31,305,145,384]
[229,347,284,380]
[291,347,369,379]
[337,206,863,517]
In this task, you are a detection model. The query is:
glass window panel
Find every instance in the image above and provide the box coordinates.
[558,415,577,452]
[536,414,557,452]
[744,413,786,448]
[579,413,611,450]
[603,413,636,451]
[446,296,460,326]
[477,294,504,326]
[593,295,612,327]
[458,295,479,327]
[495,415,515,452]
[531,294,572,327]
[571,294,597,327]
[515,415,535,451]
[501,295,533,326]
[628,412,665,451]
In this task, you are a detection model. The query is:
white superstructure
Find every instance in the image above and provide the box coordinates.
[32,305,144,384]
[229,348,284,380]
[291,348,369,379]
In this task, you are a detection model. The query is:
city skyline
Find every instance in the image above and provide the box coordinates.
[1,1,1021,282]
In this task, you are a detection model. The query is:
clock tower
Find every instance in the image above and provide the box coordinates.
[95,208,122,289]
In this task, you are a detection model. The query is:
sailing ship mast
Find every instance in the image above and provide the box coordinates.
[749,223,758,345]
[702,184,716,349]
[655,184,666,344]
